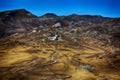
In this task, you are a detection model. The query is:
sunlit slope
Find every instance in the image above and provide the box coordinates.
[0,33,120,80]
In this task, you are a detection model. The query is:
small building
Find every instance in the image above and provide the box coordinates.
[48,35,58,41]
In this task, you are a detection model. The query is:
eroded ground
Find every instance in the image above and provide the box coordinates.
[0,30,120,80]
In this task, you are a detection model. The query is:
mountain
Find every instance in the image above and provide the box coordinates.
[39,13,113,27]
[40,13,58,18]
[0,9,120,38]
[0,9,39,38]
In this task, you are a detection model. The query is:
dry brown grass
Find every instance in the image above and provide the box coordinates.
[0,34,120,80]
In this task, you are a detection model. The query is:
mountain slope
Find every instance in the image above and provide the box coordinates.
[0,9,120,38]
[0,9,39,38]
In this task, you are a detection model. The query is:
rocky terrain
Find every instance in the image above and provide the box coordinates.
[0,9,120,80]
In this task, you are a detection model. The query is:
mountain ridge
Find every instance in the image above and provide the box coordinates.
[0,9,120,38]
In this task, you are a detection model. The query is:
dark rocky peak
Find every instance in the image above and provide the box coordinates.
[0,9,39,38]
[0,9,37,21]
[40,13,58,18]
[11,9,37,17]
[68,14,80,17]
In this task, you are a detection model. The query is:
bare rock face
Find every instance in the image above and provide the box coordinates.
[0,9,39,38]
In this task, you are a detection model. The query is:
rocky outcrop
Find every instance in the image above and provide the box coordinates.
[0,9,39,38]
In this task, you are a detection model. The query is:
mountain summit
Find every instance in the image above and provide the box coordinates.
[0,9,38,38]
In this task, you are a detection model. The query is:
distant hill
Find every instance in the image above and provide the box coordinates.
[0,9,120,38]
[40,13,58,18]
[39,13,113,27]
